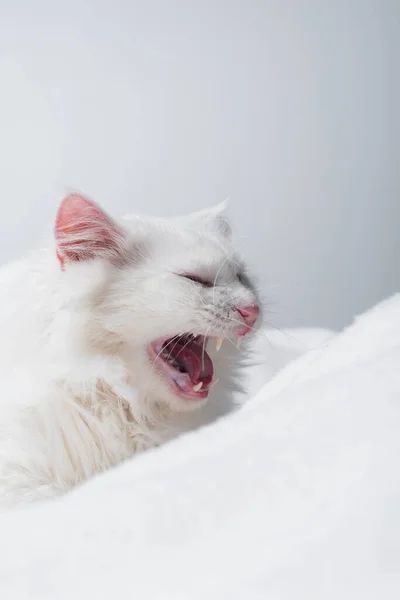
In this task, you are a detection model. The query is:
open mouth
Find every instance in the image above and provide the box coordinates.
[148,334,215,400]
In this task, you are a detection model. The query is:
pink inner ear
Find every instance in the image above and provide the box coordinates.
[55,194,121,267]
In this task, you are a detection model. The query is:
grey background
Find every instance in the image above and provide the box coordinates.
[0,0,398,329]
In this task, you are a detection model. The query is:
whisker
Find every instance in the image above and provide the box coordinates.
[189,285,209,309]
[225,336,239,352]
[150,334,181,367]
[201,324,212,371]
[164,334,191,363]
[222,315,308,350]
[261,320,308,346]
[212,251,233,305]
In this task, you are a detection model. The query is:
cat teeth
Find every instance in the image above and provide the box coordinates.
[193,382,203,392]
[236,337,242,349]
[215,337,223,352]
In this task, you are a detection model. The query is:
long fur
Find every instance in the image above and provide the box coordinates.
[0,195,259,509]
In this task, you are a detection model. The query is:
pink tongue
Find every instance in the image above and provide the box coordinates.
[169,340,213,384]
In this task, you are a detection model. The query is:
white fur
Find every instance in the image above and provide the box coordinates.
[0,198,259,509]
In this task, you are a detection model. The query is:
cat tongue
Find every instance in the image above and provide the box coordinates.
[170,339,213,384]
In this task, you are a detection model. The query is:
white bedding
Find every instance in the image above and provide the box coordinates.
[1,295,399,599]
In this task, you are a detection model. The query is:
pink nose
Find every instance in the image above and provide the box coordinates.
[236,304,260,333]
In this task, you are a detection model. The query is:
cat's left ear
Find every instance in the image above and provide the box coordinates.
[186,200,231,238]
[55,194,127,269]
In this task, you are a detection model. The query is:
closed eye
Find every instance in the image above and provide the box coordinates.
[237,272,250,287]
[179,273,213,288]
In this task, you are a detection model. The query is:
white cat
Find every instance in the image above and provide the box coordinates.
[0,194,260,508]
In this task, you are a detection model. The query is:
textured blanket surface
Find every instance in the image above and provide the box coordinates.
[1,296,399,600]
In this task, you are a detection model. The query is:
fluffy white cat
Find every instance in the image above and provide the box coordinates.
[0,194,260,508]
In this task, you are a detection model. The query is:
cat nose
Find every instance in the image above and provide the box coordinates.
[236,304,260,334]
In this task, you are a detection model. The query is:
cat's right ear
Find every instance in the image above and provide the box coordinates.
[55,194,127,269]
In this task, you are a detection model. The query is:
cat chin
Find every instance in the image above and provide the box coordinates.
[129,335,244,416]
[144,373,211,414]
[125,352,211,413]
[161,392,210,414]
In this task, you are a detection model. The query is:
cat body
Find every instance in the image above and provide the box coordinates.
[0,195,259,508]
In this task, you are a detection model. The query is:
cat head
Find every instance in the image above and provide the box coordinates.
[54,194,260,412]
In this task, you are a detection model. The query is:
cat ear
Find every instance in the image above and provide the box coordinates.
[186,200,231,238]
[55,194,126,268]
[205,199,229,217]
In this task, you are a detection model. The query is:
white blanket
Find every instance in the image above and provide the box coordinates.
[1,295,399,600]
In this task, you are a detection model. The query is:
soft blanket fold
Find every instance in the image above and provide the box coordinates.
[0,294,399,600]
